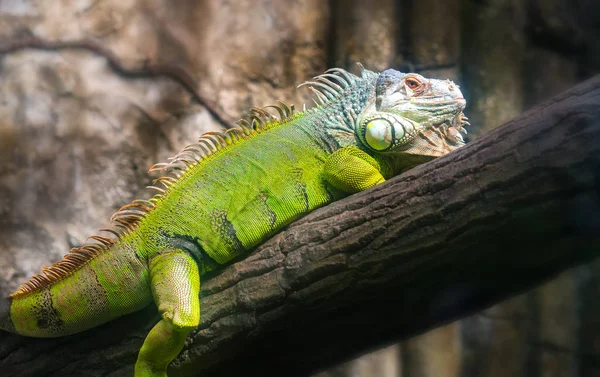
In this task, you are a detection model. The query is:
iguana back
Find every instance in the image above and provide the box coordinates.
[134,103,357,265]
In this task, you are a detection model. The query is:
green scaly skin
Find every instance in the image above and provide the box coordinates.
[0,67,468,376]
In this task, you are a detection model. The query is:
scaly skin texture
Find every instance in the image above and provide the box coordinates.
[0,67,467,376]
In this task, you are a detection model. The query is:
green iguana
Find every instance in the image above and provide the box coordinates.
[0,66,468,377]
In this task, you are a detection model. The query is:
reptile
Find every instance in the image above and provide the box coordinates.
[0,65,468,377]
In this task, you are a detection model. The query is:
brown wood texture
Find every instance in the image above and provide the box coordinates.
[1,76,599,377]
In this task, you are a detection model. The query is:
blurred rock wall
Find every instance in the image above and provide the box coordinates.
[0,0,599,376]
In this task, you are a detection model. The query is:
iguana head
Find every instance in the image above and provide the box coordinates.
[357,69,468,159]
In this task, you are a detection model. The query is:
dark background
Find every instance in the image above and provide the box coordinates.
[0,0,599,376]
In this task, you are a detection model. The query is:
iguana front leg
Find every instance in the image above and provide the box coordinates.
[324,147,390,193]
[135,249,201,377]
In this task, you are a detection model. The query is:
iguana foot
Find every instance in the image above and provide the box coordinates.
[135,361,168,377]
[324,146,387,193]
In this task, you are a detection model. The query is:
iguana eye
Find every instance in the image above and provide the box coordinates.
[364,118,395,151]
[405,77,423,91]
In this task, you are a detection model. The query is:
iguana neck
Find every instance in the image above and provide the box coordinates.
[303,70,379,149]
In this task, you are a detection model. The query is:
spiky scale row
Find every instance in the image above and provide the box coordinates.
[13,245,104,296]
[297,68,358,107]
[162,102,297,176]
[9,97,307,298]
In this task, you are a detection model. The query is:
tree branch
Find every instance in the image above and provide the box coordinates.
[1,75,600,377]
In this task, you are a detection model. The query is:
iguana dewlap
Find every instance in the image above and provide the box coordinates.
[0,66,468,377]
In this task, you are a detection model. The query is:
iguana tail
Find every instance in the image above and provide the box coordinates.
[0,243,153,338]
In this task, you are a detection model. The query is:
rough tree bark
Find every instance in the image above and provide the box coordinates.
[1,75,599,377]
